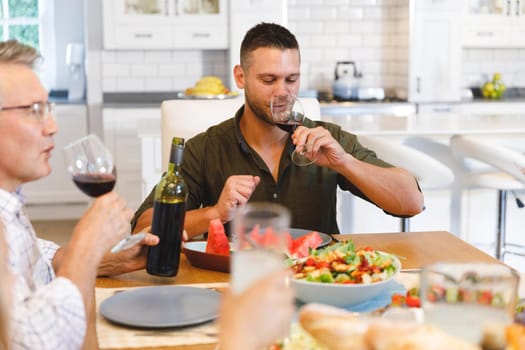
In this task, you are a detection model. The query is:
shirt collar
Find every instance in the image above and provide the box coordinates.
[0,187,24,220]
[233,105,251,155]
[233,105,294,157]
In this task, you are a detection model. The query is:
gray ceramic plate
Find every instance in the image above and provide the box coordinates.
[99,286,220,328]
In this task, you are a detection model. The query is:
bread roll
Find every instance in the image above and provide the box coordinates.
[298,303,481,350]
[299,303,369,350]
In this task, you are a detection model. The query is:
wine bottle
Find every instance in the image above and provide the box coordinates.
[147,137,187,277]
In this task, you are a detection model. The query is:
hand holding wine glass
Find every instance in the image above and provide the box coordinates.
[270,94,318,166]
[63,134,145,253]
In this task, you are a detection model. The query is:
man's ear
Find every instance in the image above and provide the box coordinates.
[233,65,244,89]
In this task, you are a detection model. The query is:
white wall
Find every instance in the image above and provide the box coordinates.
[52,0,85,90]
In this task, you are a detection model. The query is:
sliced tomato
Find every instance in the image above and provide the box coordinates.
[290,231,323,258]
[478,290,493,305]
[206,219,230,256]
[315,261,330,269]
[405,295,421,308]
[391,293,405,306]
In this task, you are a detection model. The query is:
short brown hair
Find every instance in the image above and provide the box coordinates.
[240,22,299,70]
[0,40,41,67]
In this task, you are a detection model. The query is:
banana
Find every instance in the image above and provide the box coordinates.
[185,76,229,96]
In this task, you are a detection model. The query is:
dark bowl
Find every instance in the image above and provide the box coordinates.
[183,241,230,273]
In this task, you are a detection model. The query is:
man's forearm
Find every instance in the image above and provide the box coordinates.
[336,154,424,216]
[184,206,221,238]
[132,208,153,233]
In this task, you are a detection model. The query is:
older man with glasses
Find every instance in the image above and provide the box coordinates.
[0,40,159,350]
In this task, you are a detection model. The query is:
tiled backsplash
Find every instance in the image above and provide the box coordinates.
[463,48,525,88]
[99,0,524,95]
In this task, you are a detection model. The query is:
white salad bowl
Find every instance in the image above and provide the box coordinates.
[291,254,401,307]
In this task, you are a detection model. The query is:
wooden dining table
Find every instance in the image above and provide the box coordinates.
[95,230,500,350]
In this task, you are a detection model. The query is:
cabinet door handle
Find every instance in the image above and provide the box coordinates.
[192,32,211,38]
[517,0,520,15]
[476,31,494,37]
[416,77,421,93]
[432,107,452,113]
[507,0,511,15]
[134,33,153,39]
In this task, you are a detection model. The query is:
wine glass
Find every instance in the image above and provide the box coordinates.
[270,94,318,166]
[63,134,145,253]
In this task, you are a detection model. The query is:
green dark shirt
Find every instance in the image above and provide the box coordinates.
[132,106,393,234]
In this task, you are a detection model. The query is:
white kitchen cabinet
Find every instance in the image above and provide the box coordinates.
[228,0,287,91]
[103,0,228,49]
[408,1,462,102]
[463,0,525,47]
[23,104,89,220]
[103,107,160,210]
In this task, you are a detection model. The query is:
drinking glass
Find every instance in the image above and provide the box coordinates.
[63,134,145,253]
[270,94,318,166]
[420,262,519,345]
[231,202,291,294]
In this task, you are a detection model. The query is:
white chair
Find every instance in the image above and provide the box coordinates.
[160,96,322,172]
[449,134,525,260]
[403,136,465,236]
[357,135,454,232]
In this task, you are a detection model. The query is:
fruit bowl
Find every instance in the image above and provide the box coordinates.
[481,73,506,100]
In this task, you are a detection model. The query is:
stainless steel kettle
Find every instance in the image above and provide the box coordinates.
[332,61,362,101]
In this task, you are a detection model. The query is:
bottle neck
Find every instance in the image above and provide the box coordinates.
[168,144,184,172]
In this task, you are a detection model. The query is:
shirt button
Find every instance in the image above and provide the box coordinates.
[273,193,278,199]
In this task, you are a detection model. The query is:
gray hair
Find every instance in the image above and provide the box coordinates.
[0,40,41,107]
[0,40,41,67]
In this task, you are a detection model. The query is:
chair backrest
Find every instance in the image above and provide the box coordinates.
[358,135,454,190]
[160,96,321,171]
[450,134,525,184]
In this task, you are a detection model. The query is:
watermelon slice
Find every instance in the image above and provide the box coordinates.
[290,231,323,258]
[249,226,293,254]
[206,219,230,256]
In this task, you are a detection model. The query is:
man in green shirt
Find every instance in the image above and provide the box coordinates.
[132,23,423,237]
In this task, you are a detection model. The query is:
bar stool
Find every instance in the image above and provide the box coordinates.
[403,136,466,237]
[449,134,525,260]
[358,135,454,232]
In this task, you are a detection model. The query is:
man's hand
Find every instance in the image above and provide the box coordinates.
[292,125,348,169]
[97,232,159,276]
[214,175,260,223]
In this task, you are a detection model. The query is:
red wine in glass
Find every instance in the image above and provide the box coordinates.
[271,95,317,166]
[72,172,116,197]
[276,122,299,133]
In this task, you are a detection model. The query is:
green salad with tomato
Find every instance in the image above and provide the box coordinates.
[289,241,398,284]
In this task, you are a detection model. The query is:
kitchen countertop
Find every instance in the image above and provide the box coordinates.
[103,92,525,135]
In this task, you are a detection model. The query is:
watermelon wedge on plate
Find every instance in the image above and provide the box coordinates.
[183,221,332,273]
[206,219,230,256]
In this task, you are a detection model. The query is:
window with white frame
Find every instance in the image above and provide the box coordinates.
[0,0,41,49]
[0,0,56,89]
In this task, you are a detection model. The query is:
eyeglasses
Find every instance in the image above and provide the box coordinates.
[0,102,55,123]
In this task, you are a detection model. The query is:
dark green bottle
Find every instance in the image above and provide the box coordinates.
[147,137,187,277]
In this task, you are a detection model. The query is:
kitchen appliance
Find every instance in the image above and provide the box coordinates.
[332,61,361,101]
[66,43,85,101]
[332,61,385,101]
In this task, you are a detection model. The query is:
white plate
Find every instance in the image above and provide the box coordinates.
[99,286,220,328]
